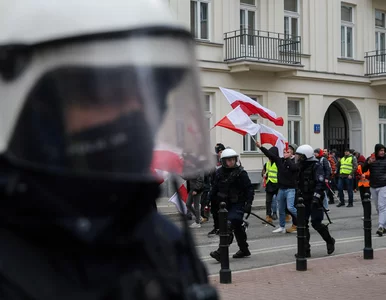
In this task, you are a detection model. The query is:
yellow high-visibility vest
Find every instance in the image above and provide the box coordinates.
[266,161,278,184]
[340,156,353,175]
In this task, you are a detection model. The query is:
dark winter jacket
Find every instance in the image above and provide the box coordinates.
[318,156,331,179]
[260,146,299,189]
[208,166,254,205]
[298,158,326,196]
[186,173,204,193]
[363,143,386,188]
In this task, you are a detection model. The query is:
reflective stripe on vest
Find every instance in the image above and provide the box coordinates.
[266,161,278,184]
[340,156,353,175]
[358,178,370,187]
[357,165,370,187]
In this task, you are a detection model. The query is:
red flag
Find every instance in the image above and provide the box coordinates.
[220,87,284,126]
[259,124,286,157]
[214,105,260,136]
[151,147,184,175]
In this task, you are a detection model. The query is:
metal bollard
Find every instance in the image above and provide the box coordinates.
[363,193,373,260]
[219,202,232,283]
[296,196,307,271]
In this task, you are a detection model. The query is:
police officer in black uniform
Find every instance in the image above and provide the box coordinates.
[209,149,254,261]
[0,1,218,299]
[295,144,336,258]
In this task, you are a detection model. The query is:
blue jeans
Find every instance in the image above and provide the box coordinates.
[277,188,297,228]
[338,176,353,204]
[272,194,277,215]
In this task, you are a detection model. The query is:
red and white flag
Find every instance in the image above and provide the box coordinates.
[168,179,188,214]
[259,124,286,157]
[151,144,184,175]
[150,146,189,214]
[220,87,284,126]
[214,105,260,136]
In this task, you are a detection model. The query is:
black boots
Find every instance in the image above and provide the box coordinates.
[315,224,335,255]
[210,250,220,262]
[210,248,251,261]
[232,249,251,258]
[327,238,335,255]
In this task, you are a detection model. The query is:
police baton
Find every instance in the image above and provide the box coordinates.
[323,206,333,225]
[325,182,339,202]
[246,211,276,227]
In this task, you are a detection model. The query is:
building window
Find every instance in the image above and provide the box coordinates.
[379,105,386,144]
[288,99,302,145]
[203,94,213,129]
[341,4,354,58]
[375,10,386,63]
[284,0,300,51]
[243,96,260,152]
[240,0,256,46]
[191,0,210,40]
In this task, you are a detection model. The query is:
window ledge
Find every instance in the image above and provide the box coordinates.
[195,39,223,47]
[240,152,264,157]
[338,57,365,64]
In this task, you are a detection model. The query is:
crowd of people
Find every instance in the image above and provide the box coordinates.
[184,142,386,263]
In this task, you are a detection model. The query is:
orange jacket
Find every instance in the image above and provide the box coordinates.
[357,164,370,187]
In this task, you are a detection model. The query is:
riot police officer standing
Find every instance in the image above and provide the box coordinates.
[0,0,217,299]
[209,149,254,261]
[295,145,336,257]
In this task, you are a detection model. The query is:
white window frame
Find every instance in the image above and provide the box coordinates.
[190,0,211,41]
[240,0,257,52]
[379,105,386,144]
[287,99,302,146]
[375,10,386,64]
[242,96,261,153]
[203,93,213,129]
[284,0,300,36]
[284,0,300,52]
[341,3,355,59]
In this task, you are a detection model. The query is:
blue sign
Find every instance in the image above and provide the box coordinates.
[314,124,320,134]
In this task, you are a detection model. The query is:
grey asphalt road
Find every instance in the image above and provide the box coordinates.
[159,194,386,276]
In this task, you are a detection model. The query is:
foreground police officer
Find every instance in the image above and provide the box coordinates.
[209,149,254,261]
[296,145,335,258]
[0,1,217,299]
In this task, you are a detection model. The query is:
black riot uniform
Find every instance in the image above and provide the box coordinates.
[297,154,336,257]
[0,1,219,299]
[208,155,254,261]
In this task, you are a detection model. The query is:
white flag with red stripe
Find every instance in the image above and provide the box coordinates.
[220,87,284,126]
[259,124,286,157]
[150,145,189,214]
[168,180,188,214]
[214,105,260,136]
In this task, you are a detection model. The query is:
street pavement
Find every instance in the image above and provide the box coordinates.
[157,192,386,299]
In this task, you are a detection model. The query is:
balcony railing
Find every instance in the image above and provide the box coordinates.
[365,50,386,76]
[224,29,302,65]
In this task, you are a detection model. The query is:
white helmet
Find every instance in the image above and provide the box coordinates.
[296,144,314,159]
[0,0,212,181]
[221,148,238,159]
[220,148,239,167]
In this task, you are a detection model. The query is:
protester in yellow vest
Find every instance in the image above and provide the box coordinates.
[262,147,279,223]
[336,149,358,207]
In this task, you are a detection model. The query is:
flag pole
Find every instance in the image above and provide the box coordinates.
[249,134,257,143]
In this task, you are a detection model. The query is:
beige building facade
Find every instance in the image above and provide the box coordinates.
[168,0,386,188]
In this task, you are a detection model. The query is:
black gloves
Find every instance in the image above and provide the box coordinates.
[244,202,252,218]
[312,191,323,209]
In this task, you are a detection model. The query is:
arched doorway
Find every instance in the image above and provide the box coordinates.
[323,99,362,157]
